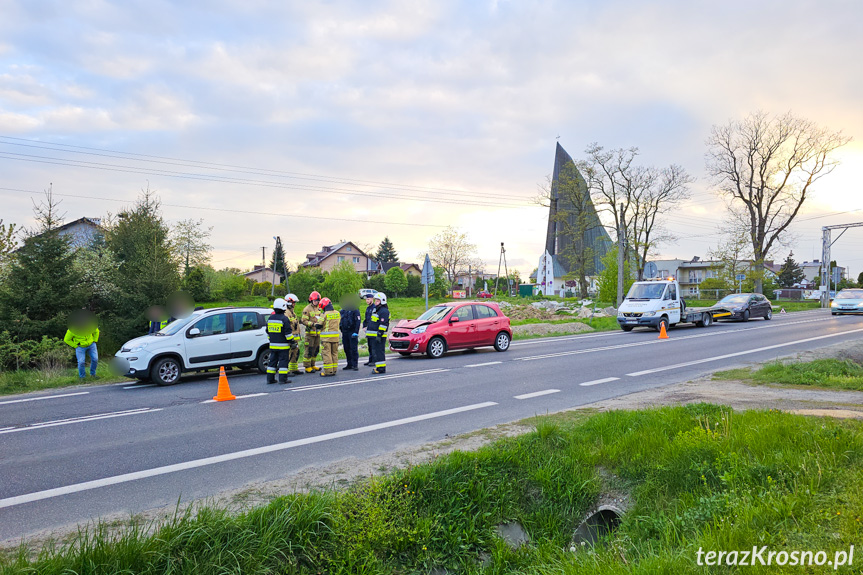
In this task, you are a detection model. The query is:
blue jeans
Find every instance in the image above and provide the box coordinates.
[75,343,98,377]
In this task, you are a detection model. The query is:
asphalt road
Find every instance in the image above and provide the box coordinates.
[2,308,862,542]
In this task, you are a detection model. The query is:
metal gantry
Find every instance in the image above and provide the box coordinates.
[820,222,863,307]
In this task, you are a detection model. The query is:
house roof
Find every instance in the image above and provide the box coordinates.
[242,266,284,279]
[301,241,369,267]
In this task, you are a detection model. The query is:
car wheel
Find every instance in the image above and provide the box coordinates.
[697,313,712,327]
[398,352,412,357]
[621,325,634,332]
[656,317,669,333]
[494,331,511,352]
[151,356,181,386]
[426,337,446,359]
[742,310,750,322]
[765,309,772,320]
[256,348,270,374]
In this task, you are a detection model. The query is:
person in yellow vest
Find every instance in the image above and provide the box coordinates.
[284,293,302,375]
[318,297,341,377]
[64,310,100,379]
[301,290,323,372]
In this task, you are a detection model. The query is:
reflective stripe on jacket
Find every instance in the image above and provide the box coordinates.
[301,304,322,336]
[320,309,341,341]
[266,313,293,350]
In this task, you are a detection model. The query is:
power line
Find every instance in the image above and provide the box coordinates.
[0,187,447,228]
[0,135,533,202]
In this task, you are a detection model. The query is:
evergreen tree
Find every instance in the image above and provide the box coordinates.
[269,242,287,275]
[375,237,399,263]
[858,271,863,286]
[106,189,180,343]
[777,252,805,288]
[0,189,85,340]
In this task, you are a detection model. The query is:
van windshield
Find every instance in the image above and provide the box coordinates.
[417,306,452,322]
[625,283,666,300]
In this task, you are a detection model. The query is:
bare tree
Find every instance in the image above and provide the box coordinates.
[171,218,213,276]
[425,226,478,288]
[706,111,850,292]
[707,223,753,288]
[30,184,66,234]
[578,145,692,280]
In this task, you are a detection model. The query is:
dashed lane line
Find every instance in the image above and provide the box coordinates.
[200,392,269,404]
[514,389,560,400]
[579,377,620,387]
[465,361,502,368]
[0,391,89,406]
[626,327,863,377]
[0,401,498,510]
[0,408,162,435]
[290,369,450,392]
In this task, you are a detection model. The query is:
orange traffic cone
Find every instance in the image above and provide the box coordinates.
[213,366,236,401]
[658,323,669,340]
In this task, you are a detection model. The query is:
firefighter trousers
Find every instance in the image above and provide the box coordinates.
[267,348,291,383]
[303,335,320,369]
[288,340,300,373]
[321,339,339,375]
[370,335,387,373]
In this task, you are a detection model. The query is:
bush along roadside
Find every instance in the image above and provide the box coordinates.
[3,405,862,574]
[715,357,863,392]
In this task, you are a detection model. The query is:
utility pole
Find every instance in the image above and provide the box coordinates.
[616,203,625,307]
[494,242,510,297]
[821,222,863,307]
[261,246,266,274]
[468,264,472,298]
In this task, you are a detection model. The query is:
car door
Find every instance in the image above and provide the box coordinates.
[471,304,499,345]
[184,313,231,368]
[445,305,476,348]
[664,284,681,323]
[230,311,267,363]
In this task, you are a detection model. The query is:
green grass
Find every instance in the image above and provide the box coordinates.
[5,405,861,574]
[0,362,118,396]
[716,358,863,391]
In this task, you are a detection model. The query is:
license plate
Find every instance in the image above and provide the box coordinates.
[625,318,637,323]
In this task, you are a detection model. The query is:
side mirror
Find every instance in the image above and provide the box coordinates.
[449,315,460,323]
[188,327,201,337]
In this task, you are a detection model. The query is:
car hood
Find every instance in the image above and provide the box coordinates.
[120,334,162,350]
[835,299,863,305]
[395,319,432,330]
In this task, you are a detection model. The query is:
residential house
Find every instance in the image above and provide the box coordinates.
[28,217,103,249]
[377,262,422,277]
[300,242,373,274]
[242,265,284,284]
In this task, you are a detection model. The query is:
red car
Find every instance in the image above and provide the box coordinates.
[477,290,493,299]
[389,301,512,359]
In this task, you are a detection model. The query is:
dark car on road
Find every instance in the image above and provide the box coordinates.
[715,293,773,321]
[389,301,512,358]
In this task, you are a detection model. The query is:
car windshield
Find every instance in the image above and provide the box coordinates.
[719,294,750,304]
[836,290,863,299]
[417,305,452,322]
[157,314,197,336]
[625,283,666,300]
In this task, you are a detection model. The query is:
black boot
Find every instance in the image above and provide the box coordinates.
[267,376,276,384]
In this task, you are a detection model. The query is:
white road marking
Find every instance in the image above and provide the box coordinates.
[579,377,620,387]
[465,361,502,368]
[200,392,269,404]
[514,389,560,399]
[626,327,863,376]
[516,317,831,362]
[0,401,498,509]
[0,391,89,406]
[290,369,450,392]
[123,384,157,390]
[0,408,162,435]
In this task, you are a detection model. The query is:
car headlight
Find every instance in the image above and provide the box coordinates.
[641,311,655,317]
[411,326,428,334]
[831,301,838,307]
[128,343,150,353]
[857,302,863,307]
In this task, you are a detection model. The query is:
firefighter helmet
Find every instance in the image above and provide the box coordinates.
[309,291,321,302]
[272,298,288,311]
[374,292,387,305]
[285,293,299,305]
[318,297,331,309]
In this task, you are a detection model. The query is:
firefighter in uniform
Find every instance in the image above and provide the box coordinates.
[368,291,390,374]
[319,297,341,377]
[340,296,361,371]
[266,298,293,384]
[362,292,376,366]
[284,293,302,375]
[301,291,323,372]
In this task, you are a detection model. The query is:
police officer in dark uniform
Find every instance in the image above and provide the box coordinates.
[266,298,293,384]
[339,296,362,371]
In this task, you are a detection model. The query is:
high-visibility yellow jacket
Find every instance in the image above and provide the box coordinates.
[320,307,341,341]
[301,304,322,336]
[64,327,100,348]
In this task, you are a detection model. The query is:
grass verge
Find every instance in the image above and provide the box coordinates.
[716,358,863,391]
[0,362,118,396]
[4,405,861,574]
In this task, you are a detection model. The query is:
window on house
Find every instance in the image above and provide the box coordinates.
[346,246,352,252]
[337,256,345,262]
[353,257,360,263]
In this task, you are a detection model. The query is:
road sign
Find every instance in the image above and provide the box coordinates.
[644,261,658,278]
[832,267,842,285]
[735,274,746,281]
[421,254,434,285]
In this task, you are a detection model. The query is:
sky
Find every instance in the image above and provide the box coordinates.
[1,0,862,278]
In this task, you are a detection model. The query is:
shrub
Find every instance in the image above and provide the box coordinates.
[287,268,325,303]
[0,332,70,371]
[252,281,273,297]
[321,261,364,302]
[384,267,407,297]
[405,274,423,297]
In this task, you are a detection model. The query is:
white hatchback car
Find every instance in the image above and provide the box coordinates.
[113,307,273,385]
